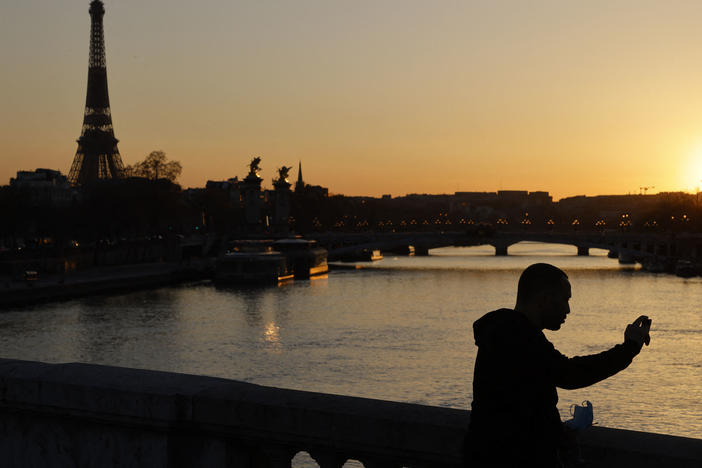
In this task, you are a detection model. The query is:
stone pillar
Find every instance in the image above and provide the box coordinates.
[414,245,430,256]
[273,179,292,235]
[494,243,509,256]
[242,173,263,232]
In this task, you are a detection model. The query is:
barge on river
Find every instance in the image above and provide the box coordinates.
[214,239,327,285]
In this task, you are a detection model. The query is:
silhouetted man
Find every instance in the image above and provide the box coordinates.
[465,263,651,467]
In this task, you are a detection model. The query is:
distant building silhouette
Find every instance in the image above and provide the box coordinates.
[205,177,241,204]
[496,190,553,207]
[68,0,124,186]
[294,161,328,198]
[10,169,74,206]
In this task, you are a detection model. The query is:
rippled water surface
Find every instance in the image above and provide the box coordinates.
[1,242,700,440]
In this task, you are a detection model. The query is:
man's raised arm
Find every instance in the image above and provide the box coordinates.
[552,315,652,390]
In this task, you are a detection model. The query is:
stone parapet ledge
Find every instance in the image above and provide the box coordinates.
[0,358,700,467]
[580,426,702,467]
[0,358,465,467]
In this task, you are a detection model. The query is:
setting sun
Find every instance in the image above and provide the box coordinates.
[684,143,702,192]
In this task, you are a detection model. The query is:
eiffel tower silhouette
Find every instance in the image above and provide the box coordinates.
[68,0,124,186]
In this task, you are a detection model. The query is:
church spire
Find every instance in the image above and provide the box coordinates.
[295,160,304,193]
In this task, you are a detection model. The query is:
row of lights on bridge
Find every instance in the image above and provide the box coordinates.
[307,212,692,229]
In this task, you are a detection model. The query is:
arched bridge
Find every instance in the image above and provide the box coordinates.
[312,231,702,264]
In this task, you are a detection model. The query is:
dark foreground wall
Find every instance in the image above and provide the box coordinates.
[0,358,699,468]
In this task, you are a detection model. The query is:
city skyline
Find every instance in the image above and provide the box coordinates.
[3,1,702,198]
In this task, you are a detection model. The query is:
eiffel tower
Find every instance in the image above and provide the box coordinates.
[68,0,124,186]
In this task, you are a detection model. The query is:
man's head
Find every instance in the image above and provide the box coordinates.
[515,263,571,331]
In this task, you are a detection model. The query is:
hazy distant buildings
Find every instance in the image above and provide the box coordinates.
[10,169,74,206]
[453,190,552,207]
[555,192,693,226]
[557,194,659,213]
[205,177,241,204]
[393,190,555,223]
[453,192,498,204]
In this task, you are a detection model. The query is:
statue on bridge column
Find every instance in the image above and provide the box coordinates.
[242,157,264,231]
[248,157,262,178]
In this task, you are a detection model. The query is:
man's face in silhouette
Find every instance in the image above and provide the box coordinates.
[539,277,571,331]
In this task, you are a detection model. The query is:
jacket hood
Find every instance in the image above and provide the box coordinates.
[473,308,529,347]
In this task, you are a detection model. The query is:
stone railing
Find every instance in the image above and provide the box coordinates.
[0,358,700,467]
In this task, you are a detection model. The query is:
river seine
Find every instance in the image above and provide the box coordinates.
[1,242,700,443]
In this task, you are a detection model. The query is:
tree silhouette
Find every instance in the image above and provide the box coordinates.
[125,151,182,182]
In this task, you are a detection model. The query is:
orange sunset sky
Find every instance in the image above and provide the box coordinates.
[2,0,702,199]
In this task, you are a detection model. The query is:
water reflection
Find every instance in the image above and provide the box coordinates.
[241,291,264,327]
[76,289,183,369]
[263,321,282,354]
[263,322,280,342]
[309,274,329,284]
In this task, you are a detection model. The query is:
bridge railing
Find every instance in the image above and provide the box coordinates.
[0,358,700,467]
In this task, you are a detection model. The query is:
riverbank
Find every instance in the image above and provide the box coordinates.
[0,259,214,308]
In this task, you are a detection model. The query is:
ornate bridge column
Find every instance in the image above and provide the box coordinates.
[242,158,264,232]
[273,175,292,235]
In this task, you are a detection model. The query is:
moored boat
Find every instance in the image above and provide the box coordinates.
[272,239,328,279]
[215,241,293,284]
[618,252,635,265]
[340,248,383,262]
[368,249,383,261]
[387,245,415,256]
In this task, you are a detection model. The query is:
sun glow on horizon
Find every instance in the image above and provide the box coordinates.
[683,143,702,193]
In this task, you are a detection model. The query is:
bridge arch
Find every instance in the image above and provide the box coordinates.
[317,231,684,264]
